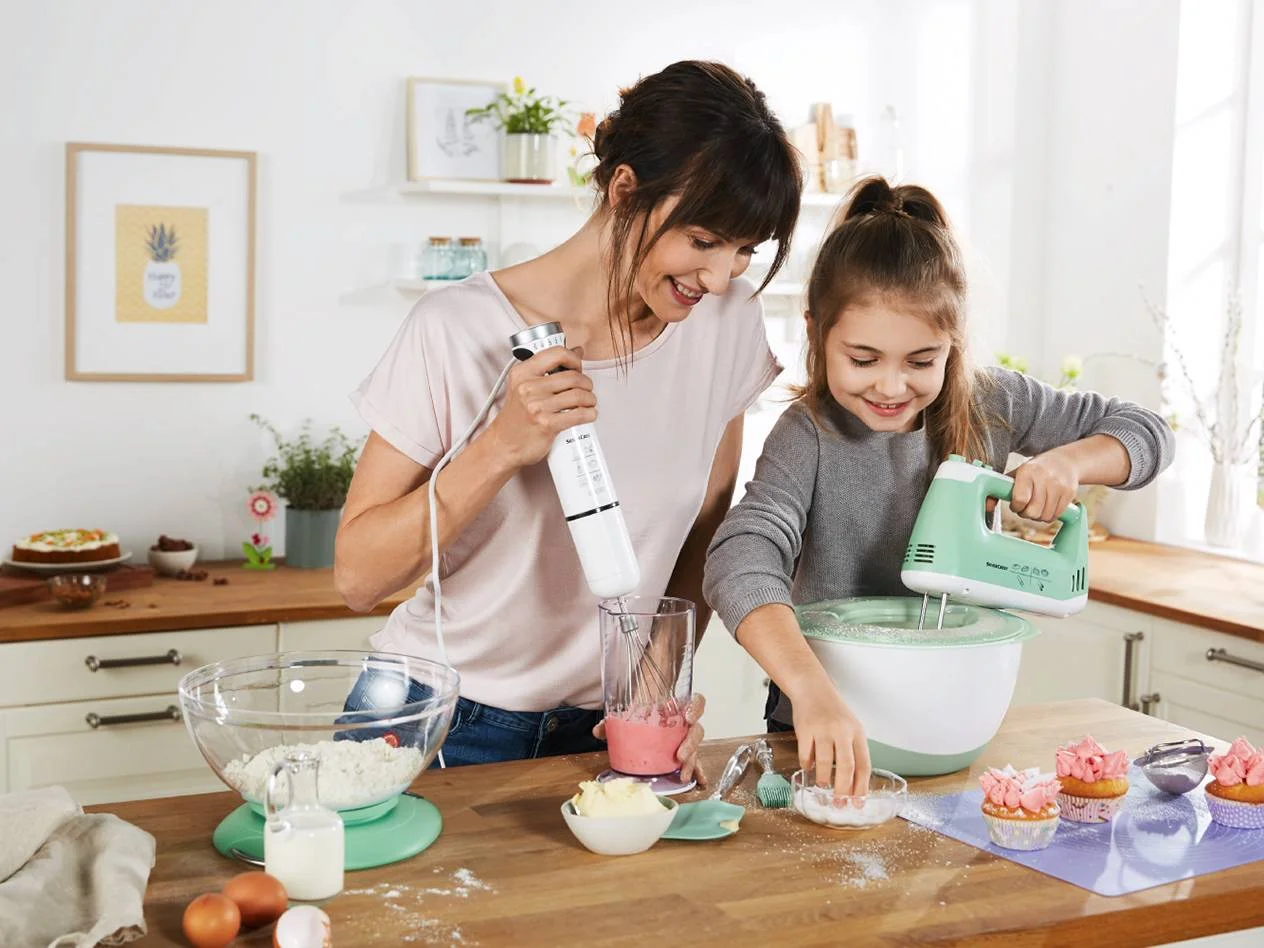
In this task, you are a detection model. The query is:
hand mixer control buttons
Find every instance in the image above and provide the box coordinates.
[948,453,966,463]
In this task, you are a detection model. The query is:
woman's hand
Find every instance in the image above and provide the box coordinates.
[791,682,870,801]
[592,694,709,787]
[487,346,596,469]
[1010,451,1080,522]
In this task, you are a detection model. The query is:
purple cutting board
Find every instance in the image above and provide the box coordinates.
[900,767,1264,896]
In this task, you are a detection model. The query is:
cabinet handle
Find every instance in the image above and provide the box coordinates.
[1139,693,1161,715]
[1205,648,1264,674]
[84,648,181,672]
[1122,632,1144,710]
[85,705,182,729]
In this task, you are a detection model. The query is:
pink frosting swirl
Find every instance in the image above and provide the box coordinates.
[1055,734,1130,783]
[1209,737,1264,788]
[979,765,1061,813]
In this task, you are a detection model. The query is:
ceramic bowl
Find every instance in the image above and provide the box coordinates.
[148,545,198,576]
[560,796,678,856]
[791,766,907,829]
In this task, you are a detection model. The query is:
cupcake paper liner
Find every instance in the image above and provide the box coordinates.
[1057,790,1126,824]
[982,811,1060,850]
[1206,794,1264,830]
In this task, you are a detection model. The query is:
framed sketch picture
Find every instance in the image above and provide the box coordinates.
[406,77,504,181]
[65,142,256,382]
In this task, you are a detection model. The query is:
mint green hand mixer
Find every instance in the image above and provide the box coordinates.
[900,455,1090,628]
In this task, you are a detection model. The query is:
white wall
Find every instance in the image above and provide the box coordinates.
[0,0,1194,557]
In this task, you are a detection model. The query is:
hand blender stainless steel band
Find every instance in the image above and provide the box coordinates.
[508,322,641,599]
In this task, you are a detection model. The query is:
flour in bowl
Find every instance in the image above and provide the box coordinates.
[224,738,424,810]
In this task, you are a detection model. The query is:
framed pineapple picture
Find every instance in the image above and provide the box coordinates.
[65,142,257,382]
[406,77,504,181]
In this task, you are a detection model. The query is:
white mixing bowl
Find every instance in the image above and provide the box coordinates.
[797,597,1039,776]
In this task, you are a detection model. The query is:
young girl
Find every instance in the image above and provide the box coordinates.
[703,176,1174,799]
[335,61,801,777]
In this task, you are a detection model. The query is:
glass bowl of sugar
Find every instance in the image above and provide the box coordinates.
[791,765,907,829]
[178,651,459,820]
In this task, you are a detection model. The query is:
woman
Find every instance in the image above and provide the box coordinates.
[335,60,802,780]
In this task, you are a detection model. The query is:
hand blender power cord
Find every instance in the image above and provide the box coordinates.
[426,358,516,768]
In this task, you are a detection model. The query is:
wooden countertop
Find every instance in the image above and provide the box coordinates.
[0,562,416,644]
[2,538,1262,645]
[1088,538,1264,643]
[99,700,1262,947]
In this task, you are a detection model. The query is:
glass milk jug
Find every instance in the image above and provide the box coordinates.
[264,751,345,900]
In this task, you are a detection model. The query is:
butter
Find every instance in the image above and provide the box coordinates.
[570,777,664,818]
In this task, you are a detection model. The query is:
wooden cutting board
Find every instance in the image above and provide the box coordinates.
[0,563,155,608]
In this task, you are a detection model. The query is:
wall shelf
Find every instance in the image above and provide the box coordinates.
[398,179,593,200]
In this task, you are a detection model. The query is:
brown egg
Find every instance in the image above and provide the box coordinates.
[182,892,241,948]
[273,905,332,948]
[223,871,289,928]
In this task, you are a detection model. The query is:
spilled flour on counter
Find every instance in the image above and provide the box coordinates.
[341,867,495,945]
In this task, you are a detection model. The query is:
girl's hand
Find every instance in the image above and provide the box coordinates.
[791,684,870,801]
[487,346,595,469]
[592,694,709,787]
[1011,452,1080,522]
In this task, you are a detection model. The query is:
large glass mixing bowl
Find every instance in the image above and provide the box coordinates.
[178,651,459,820]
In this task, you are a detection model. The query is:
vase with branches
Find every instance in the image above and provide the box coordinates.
[1141,288,1264,547]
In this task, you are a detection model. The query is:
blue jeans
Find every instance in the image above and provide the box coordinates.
[339,668,605,768]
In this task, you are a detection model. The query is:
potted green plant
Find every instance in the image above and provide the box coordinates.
[250,414,363,569]
[466,76,573,184]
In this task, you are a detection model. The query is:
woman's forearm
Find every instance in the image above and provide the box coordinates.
[334,430,518,611]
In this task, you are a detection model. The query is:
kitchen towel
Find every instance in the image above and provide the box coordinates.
[0,787,155,947]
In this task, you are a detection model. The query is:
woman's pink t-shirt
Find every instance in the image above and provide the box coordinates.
[351,271,779,711]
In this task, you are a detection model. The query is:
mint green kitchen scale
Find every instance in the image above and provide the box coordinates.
[795,456,1090,776]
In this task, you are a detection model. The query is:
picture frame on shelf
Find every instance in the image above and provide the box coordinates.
[406,77,504,182]
[65,142,256,382]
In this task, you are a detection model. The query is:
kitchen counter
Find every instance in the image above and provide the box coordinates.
[2,538,1262,645]
[0,561,417,644]
[99,699,1263,947]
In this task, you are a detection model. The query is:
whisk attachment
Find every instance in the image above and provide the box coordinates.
[612,604,680,714]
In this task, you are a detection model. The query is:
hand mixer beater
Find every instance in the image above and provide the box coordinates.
[901,456,1091,629]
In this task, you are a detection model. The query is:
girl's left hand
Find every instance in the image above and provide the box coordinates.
[1011,452,1080,522]
[592,693,708,787]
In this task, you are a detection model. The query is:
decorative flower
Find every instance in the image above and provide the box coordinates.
[251,533,270,548]
[248,490,278,522]
[576,111,597,140]
[513,75,526,95]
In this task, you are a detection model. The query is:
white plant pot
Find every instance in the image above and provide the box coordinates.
[503,133,556,184]
[1204,460,1256,548]
[144,260,182,309]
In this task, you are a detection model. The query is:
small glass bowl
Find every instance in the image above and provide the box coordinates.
[791,765,908,829]
[47,573,106,609]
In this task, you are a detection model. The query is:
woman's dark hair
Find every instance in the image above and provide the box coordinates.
[796,175,992,465]
[591,60,801,357]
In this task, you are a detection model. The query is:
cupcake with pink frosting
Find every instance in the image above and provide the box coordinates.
[1205,737,1264,830]
[979,765,1062,850]
[1054,735,1131,823]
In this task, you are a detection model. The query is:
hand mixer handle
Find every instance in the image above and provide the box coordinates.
[984,469,1083,528]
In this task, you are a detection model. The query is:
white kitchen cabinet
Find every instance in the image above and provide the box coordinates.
[1011,601,1152,709]
[1146,618,1264,746]
[0,623,277,804]
[693,614,768,741]
[278,616,383,652]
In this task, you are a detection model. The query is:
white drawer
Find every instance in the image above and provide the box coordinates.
[0,693,223,804]
[1080,601,1155,635]
[1148,670,1264,747]
[279,617,382,653]
[0,624,277,708]
[1150,619,1264,703]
